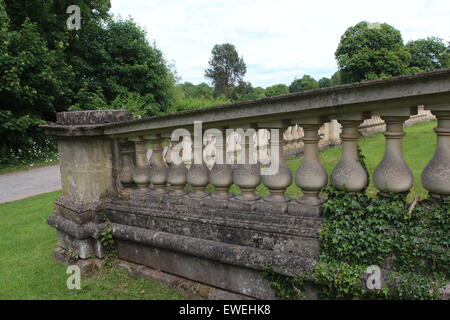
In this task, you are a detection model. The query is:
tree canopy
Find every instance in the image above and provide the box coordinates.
[289,75,319,93]
[0,0,175,154]
[335,21,413,83]
[407,37,450,71]
[204,43,246,98]
[265,84,289,97]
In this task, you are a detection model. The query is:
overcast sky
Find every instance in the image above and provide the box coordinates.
[110,0,449,87]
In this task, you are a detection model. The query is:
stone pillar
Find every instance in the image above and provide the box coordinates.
[187,130,209,198]
[209,128,233,199]
[46,110,132,260]
[331,117,368,192]
[233,125,261,201]
[373,115,413,195]
[295,119,328,205]
[166,142,188,196]
[146,134,168,195]
[260,122,292,202]
[117,139,135,197]
[130,137,150,192]
[421,107,450,198]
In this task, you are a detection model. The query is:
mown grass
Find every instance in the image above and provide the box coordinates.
[0,191,186,300]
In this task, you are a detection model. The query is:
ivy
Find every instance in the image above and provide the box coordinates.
[100,217,117,265]
[259,267,307,300]
[264,149,448,300]
[315,149,449,299]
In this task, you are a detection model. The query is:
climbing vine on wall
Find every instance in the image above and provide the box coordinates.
[263,149,449,300]
[316,147,449,299]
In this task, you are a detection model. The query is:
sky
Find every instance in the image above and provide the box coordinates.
[110,0,450,88]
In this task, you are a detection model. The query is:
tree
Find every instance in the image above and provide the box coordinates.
[0,0,176,155]
[69,17,175,114]
[407,37,450,71]
[4,0,111,47]
[239,86,266,101]
[335,21,412,83]
[205,43,246,98]
[318,77,331,88]
[330,71,343,86]
[265,84,289,97]
[177,82,214,100]
[0,1,72,153]
[289,75,319,93]
[230,81,252,100]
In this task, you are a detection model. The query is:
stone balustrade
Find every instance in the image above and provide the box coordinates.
[42,69,450,299]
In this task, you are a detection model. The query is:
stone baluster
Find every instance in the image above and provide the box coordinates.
[233,125,261,201]
[421,107,450,198]
[203,134,216,169]
[331,116,368,192]
[291,124,300,149]
[226,132,238,164]
[182,135,193,165]
[257,129,271,164]
[146,134,168,195]
[294,119,328,205]
[166,141,188,196]
[187,130,209,198]
[209,128,234,199]
[373,110,414,195]
[118,140,135,197]
[260,122,293,202]
[130,137,150,192]
[293,124,304,149]
[284,127,294,150]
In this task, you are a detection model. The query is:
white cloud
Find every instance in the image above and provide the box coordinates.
[110,0,450,87]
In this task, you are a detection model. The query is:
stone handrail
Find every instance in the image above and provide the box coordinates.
[42,68,450,299]
[43,68,450,205]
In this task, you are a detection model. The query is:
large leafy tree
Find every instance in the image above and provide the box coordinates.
[318,77,331,88]
[4,0,110,46]
[0,1,73,153]
[205,43,246,98]
[0,0,176,155]
[69,17,175,114]
[335,21,413,83]
[406,37,450,71]
[289,75,319,93]
[265,84,289,97]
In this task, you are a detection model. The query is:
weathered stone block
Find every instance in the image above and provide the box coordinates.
[117,240,277,299]
[288,201,322,217]
[57,230,105,259]
[256,198,289,214]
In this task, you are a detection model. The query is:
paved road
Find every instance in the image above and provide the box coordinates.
[0,165,61,204]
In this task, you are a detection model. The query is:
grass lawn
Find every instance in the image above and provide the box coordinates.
[0,191,186,300]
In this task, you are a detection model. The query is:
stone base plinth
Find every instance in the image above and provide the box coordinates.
[57,230,105,259]
[47,193,323,299]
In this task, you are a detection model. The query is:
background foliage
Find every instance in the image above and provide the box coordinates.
[0,0,175,156]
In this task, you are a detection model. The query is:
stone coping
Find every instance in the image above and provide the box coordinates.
[56,110,132,125]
